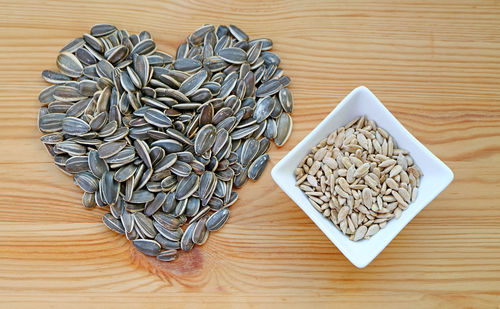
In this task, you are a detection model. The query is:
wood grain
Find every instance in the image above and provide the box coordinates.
[1,0,499,307]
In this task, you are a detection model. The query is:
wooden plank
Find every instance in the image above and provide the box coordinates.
[0,0,499,307]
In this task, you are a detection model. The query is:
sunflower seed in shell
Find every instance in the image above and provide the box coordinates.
[53,86,86,102]
[129,190,155,204]
[155,234,181,250]
[110,198,124,219]
[57,52,83,78]
[170,161,192,177]
[133,239,161,256]
[165,128,192,146]
[206,208,229,231]
[192,217,208,245]
[102,213,125,234]
[134,139,152,168]
[153,211,181,230]
[55,140,87,156]
[74,171,99,193]
[120,70,136,92]
[173,198,188,217]
[154,221,183,242]
[176,151,194,163]
[254,96,276,123]
[66,156,90,173]
[154,153,177,173]
[185,197,201,217]
[120,210,134,233]
[248,154,269,180]
[38,85,58,105]
[178,69,208,96]
[62,117,91,136]
[231,124,259,140]
[264,119,278,140]
[278,88,293,113]
[176,173,200,200]
[88,149,108,178]
[96,60,114,80]
[133,212,157,238]
[106,45,129,64]
[101,171,120,204]
[157,249,179,262]
[174,58,202,72]
[131,39,156,56]
[275,113,292,147]
[82,192,96,208]
[255,79,281,98]
[180,222,195,251]
[144,192,167,216]
[60,37,85,53]
[239,138,259,166]
[160,175,177,192]
[42,70,72,84]
[98,120,118,138]
[218,47,247,64]
[38,113,66,133]
[194,124,217,155]
[228,24,248,42]
[98,140,127,159]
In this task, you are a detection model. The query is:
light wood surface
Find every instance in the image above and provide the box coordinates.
[1,0,499,307]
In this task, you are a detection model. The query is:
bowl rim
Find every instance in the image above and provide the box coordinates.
[271,86,454,268]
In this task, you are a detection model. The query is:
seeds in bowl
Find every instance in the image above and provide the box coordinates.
[38,23,294,261]
[295,116,422,241]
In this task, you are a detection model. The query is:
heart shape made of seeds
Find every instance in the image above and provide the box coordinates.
[37,24,294,261]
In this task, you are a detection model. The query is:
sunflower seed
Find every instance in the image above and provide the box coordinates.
[133,239,161,256]
[192,217,208,245]
[248,154,269,180]
[42,70,72,84]
[278,88,293,113]
[178,69,208,96]
[218,47,247,64]
[254,96,276,123]
[103,213,125,234]
[155,234,181,250]
[129,190,155,203]
[256,79,281,97]
[98,140,127,159]
[62,117,91,135]
[206,208,229,231]
[157,249,179,261]
[131,39,156,55]
[57,52,83,78]
[39,113,66,133]
[134,139,152,168]
[194,124,217,155]
[60,37,85,53]
[176,173,200,200]
[275,113,292,147]
[66,156,90,173]
[228,25,248,42]
[180,222,195,251]
[74,171,99,192]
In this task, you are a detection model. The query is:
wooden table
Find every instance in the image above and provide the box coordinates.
[1,0,499,307]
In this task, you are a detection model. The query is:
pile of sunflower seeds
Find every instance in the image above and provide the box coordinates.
[38,24,293,261]
[295,116,421,241]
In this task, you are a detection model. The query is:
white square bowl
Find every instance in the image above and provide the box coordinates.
[271,86,454,268]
